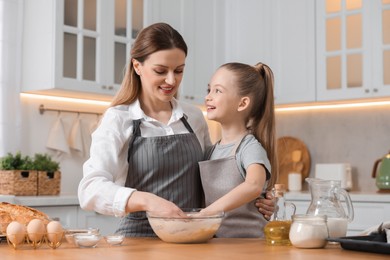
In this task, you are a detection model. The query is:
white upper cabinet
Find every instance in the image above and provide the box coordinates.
[21,0,143,99]
[224,0,316,105]
[271,0,316,104]
[145,0,225,105]
[316,0,390,101]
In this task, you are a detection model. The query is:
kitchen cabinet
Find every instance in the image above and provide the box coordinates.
[145,0,225,105]
[29,206,120,235]
[286,192,390,236]
[316,0,390,101]
[21,0,143,99]
[224,0,316,105]
[77,208,121,235]
[33,205,78,229]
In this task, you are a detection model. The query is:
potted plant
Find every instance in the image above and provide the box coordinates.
[0,152,38,195]
[32,153,61,196]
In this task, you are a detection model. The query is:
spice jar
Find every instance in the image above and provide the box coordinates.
[289,214,328,248]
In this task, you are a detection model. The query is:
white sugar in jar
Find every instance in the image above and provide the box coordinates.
[289,214,329,249]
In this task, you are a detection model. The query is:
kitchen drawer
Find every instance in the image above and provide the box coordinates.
[33,205,78,229]
[77,208,121,236]
[348,203,390,232]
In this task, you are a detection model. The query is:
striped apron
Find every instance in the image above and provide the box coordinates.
[116,117,204,237]
[199,138,267,238]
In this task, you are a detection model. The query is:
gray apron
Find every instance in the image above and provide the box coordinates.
[116,117,204,237]
[199,137,267,238]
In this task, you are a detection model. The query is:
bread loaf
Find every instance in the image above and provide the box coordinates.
[0,202,50,234]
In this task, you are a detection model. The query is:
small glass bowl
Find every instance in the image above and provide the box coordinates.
[104,234,125,246]
[74,233,101,248]
[65,228,100,246]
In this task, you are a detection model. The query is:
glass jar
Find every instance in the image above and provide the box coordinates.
[289,214,328,248]
[264,184,296,246]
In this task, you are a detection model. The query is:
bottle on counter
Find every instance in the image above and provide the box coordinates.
[263,184,296,246]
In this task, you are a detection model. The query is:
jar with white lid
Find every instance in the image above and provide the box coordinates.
[289,214,328,248]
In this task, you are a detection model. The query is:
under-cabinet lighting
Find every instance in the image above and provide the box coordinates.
[20,93,111,106]
[21,93,390,113]
[275,100,390,112]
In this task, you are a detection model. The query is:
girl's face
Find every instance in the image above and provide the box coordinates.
[205,67,242,123]
[133,48,186,104]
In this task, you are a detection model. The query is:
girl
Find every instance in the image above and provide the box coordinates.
[199,62,277,238]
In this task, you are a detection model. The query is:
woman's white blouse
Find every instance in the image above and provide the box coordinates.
[78,99,211,217]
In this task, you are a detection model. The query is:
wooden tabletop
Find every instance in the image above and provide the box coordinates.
[0,237,388,260]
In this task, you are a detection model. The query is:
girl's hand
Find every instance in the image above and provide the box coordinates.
[255,191,275,220]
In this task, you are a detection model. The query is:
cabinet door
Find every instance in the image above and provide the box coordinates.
[223,0,316,105]
[179,0,224,105]
[316,0,390,101]
[34,206,78,229]
[22,0,144,98]
[109,0,144,89]
[145,0,223,105]
[271,0,316,104]
[57,0,105,93]
[77,208,121,235]
[348,202,390,235]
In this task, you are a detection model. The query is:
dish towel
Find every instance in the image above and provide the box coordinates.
[68,115,84,156]
[46,116,70,157]
[81,115,101,158]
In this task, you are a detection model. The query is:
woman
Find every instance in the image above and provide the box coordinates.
[78,22,274,237]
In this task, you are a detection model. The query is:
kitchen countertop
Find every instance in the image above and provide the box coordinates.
[0,194,79,206]
[286,191,390,203]
[0,237,388,260]
[1,191,390,207]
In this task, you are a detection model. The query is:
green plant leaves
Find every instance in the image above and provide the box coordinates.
[0,152,60,171]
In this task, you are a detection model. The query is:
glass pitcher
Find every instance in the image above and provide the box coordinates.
[305,178,354,238]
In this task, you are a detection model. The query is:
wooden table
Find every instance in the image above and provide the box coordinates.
[0,237,388,260]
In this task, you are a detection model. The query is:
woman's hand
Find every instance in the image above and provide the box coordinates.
[255,191,275,221]
[126,191,186,217]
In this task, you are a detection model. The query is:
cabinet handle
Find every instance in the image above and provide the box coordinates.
[364,89,369,93]
[101,85,115,91]
[373,88,378,93]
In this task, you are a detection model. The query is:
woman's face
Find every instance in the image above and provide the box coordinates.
[133,48,186,105]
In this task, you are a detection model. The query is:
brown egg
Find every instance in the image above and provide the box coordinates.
[27,219,46,242]
[6,221,26,245]
[46,221,64,243]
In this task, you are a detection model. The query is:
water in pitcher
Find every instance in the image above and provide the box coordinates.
[327,217,348,238]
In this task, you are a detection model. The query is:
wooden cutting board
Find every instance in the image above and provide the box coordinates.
[277,136,311,189]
